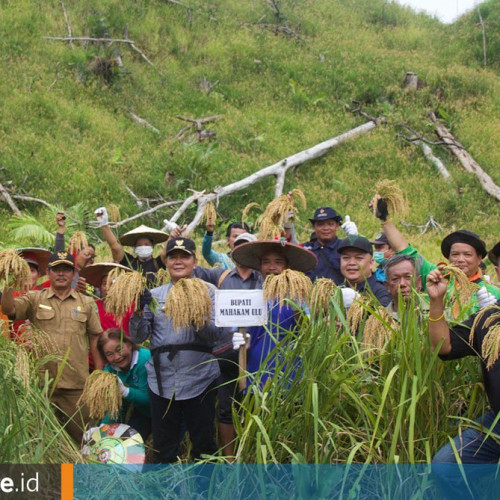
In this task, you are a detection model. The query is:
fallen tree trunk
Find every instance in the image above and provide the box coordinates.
[161,120,378,235]
[418,141,451,180]
[430,112,500,202]
[0,182,21,215]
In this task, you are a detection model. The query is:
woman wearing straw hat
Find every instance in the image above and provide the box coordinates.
[94,207,169,286]
[231,239,317,388]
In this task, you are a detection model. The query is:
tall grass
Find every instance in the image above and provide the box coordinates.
[234,292,485,464]
[0,336,81,463]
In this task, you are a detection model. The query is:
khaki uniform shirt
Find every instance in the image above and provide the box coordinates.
[14,288,103,390]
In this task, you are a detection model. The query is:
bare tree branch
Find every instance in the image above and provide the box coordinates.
[60,0,74,49]
[430,112,500,201]
[0,182,21,216]
[129,110,161,134]
[161,121,378,235]
[43,36,154,67]
[11,194,54,209]
[477,6,487,68]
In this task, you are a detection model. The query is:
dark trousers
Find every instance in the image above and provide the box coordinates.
[149,384,217,463]
[216,348,239,424]
[127,407,152,443]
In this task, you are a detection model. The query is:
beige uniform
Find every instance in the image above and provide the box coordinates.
[14,287,103,441]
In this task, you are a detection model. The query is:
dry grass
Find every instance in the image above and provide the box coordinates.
[0,249,32,292]
[164,278,212,330]
[347,296,369,335]
[241,202,261,225]
[78,370,122,420]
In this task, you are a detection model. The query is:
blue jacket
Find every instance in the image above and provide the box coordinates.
[302,238,344,284]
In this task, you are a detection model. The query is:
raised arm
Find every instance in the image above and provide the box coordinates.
[54,211,66,252]
[94,207,125,262]
[426,269,452,355]
[370,197,408,252]
[1,286,15,317]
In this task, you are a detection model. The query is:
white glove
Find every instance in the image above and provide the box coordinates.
[94,207,109,227]
[163,220,180,233]
[232,331,250,350]
[341,215,358,236]
[117,377,130,398]
[341,287,360,309]
[476,286,497,309]
[283,209,295,229]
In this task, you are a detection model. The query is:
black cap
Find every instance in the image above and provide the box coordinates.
[370,232,389,246]
[309,207,342,224]
[166,237,196,256]
[338,235,373,255]
[488,240,500,265]
[441,230,487,259]
[47,251,75,269]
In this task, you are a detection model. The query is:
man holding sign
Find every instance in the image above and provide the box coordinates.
[230,239,317,388]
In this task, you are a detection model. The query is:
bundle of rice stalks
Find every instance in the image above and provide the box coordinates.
[264,269,312,305]
[78,370,122,420]
[14,348,31,391]
[372,179,407,218]
[256,216,283,240]
[256,189,306,239]
[347,296,369,335]
[105,271,147,318]
[241,202,261,225]
[362,308,396,351]
[439,263,478,307]
[201,202,217,225]
[481,324,500,370]
[153,268,171,288]
[68,231,88,254]
[469,305,500,346]
[164,278,212,330]
[309,278,337,315]
[29,328,59,360]
[0,249,31,292]
[105,266,129,291]
[108,204,121,223]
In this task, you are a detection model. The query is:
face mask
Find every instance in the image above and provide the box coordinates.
[135,245,153,259]
[373,251,387,265]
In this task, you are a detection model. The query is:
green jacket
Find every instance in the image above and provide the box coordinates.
[396,244,500,317]
[102,347,151,423]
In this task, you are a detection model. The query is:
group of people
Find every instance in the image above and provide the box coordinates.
[2,197,500,479]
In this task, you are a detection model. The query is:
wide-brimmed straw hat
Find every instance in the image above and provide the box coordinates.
[231,240,318,273]
[17,247,51,275]
[119,225,169,247]
[80,262,131,287]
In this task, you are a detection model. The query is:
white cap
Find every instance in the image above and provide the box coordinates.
[234,232,257,245]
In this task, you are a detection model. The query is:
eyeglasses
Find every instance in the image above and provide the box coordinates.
[104,345,125,359]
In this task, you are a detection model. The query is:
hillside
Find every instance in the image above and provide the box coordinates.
[1,0,499,262]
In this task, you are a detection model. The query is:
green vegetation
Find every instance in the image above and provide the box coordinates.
[0,0,498,262]
[0,0,499,464]
[0,335,81,463]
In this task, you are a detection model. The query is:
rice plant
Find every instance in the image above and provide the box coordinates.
[233,294,486,464]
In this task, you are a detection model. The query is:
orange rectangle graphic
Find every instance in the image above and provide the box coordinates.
[61,463,73,500]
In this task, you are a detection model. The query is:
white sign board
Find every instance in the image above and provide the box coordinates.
[215,290,268,328]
